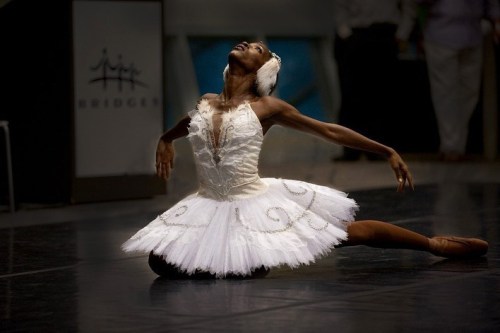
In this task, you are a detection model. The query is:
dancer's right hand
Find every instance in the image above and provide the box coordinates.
[156,139,175,181]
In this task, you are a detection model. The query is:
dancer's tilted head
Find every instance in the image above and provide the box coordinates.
[223,41,281,96]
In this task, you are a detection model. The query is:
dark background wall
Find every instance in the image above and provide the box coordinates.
[0,0,73,205]
[0,0,498,207]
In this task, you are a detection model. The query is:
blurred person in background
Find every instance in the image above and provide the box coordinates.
[333,0,417,161]
[416,0,500,162]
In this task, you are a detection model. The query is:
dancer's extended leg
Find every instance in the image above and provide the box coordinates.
[341,220,488,258]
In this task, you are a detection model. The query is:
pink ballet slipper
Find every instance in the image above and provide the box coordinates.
[429,236,488,258]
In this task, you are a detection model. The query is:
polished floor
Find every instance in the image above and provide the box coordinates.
[1,158,500,332]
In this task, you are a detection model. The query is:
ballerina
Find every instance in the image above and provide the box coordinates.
[122,41,488,278]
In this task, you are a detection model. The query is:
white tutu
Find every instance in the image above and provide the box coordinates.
[122,178,358,277]
[122,100,358,277]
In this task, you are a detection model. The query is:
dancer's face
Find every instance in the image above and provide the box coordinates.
[229,41,272,72]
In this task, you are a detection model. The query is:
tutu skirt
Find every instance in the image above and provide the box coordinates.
[122,178,358,277]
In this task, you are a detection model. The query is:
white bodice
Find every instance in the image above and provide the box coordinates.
[187,99,268,200]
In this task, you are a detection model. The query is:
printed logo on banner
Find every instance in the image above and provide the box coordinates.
[89,48,148,91]
[78,48,159,110]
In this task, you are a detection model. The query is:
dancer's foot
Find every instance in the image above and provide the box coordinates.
[429,236,488,258]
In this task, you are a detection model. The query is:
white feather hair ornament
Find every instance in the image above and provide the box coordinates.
[255,53,281,96]
[223,52,281,96]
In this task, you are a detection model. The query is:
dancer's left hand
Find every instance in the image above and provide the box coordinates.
[388,152,414,192]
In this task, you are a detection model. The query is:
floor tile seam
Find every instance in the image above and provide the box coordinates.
[0,213,159,229]
[390,207,500,226]
[0,255,147,279]
[0,264,77,279]
[389,216,433,225]
[164,267,498,330]
[78,254,147,265]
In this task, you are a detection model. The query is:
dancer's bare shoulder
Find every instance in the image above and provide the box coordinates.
[250,96,289,120]
[251,96,302,123]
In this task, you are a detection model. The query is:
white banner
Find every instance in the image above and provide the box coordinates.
[73,1,163,177]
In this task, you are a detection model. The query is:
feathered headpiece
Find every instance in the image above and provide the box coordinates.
[223,52,281,96]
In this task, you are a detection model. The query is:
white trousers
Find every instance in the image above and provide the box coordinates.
[424,41,483,154]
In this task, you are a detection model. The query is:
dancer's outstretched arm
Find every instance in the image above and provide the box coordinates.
[253,96,414,192]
